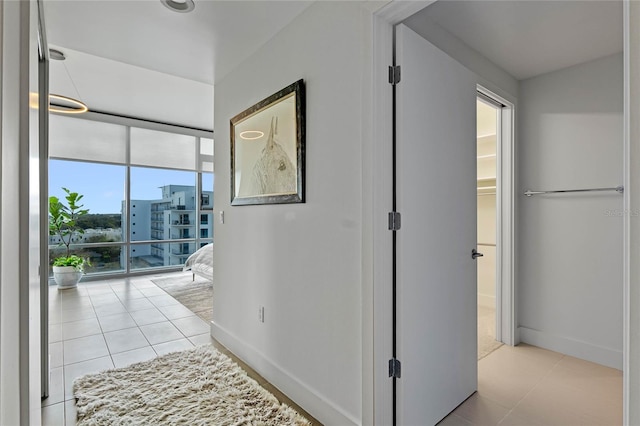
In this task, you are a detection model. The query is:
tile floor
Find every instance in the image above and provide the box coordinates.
[478,305,503,360]
[41,273,318,425]
[42,273,622,426]
[439,343,623,425]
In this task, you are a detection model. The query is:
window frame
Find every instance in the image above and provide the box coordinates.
[48,111,213,280]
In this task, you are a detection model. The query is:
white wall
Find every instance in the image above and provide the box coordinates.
[212,2,371,424]
[517,53,624,369]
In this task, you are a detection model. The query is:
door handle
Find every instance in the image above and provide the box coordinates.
[471,248,484,260]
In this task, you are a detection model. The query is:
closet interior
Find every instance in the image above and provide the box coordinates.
[477,98,501,359]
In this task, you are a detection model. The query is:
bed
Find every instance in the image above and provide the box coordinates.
[183,243,213,281]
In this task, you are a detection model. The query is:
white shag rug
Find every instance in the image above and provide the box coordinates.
[73,345,311,425]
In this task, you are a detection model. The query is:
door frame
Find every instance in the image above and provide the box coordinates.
[371,2,515,424]
[477,85,516,346]
[623,1,635,423]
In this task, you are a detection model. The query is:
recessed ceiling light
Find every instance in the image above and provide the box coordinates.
[161,0,195,13]
[49,49,65,61]
[240,131,264,140]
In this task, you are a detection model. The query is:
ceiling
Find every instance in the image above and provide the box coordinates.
[45,1,623,129]
[404,0,623,80]
[44,1,312,85]
[49,45,215,130]
[44,1,312,129]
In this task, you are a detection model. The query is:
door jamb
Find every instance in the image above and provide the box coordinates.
[477,85,517,346]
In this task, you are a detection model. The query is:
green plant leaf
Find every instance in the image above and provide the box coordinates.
[52,255,88,271]
[49,188,90,257]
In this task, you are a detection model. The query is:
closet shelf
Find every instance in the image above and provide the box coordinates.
[477,177,496,183]
[477,154,496,160]
[477,132,496,139]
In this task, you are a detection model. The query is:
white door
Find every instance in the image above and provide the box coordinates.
[396,24,478,425]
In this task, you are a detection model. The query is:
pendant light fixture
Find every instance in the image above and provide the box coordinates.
[49,94,88,114]
[48,48,89,114]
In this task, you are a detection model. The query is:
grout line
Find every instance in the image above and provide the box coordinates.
[137,319,158,355]
[52,275,205,416]
[496,354,566,425]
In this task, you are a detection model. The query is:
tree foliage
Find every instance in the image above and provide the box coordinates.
[76,214,121,230]
[84,235,120,263]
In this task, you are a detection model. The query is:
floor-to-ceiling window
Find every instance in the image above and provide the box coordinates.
[48,113,213,279]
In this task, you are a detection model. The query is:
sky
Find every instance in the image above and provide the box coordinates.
[49,159,214,214]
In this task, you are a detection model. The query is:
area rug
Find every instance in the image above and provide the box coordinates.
[73,345,311,426]
[152,273,213,322]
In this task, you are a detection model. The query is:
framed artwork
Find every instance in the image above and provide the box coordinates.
[230,79,305,206]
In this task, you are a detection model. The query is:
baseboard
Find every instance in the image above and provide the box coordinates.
[518,326,622,370]
[478,294,495,309]
[210,321,359,426]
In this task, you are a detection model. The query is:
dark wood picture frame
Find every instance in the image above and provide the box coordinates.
[230,79,305,206]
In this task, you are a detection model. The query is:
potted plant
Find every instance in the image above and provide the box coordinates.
[49,188,90,289]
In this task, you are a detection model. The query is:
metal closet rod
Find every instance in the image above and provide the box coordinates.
[524,186,624,197]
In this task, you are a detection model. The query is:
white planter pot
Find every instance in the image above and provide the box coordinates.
[53,266,83,289]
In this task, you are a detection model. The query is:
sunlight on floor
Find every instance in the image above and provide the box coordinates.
[41,272,319,425]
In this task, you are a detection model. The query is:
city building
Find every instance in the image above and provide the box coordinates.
[124,185,213,268]
[48,228,122,246]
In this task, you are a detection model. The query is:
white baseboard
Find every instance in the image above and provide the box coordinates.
[478,294,495,309]
[210,321,358,426]
[518,326,622,370]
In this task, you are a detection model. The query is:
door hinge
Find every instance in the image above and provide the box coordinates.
[389,65,401,85]
[389,358,401,378]
[388,211,401,231]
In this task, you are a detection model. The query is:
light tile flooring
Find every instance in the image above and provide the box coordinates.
[478,305,503,360]
[43,274,622,426]
[439,343,623,425]
[41,273,318,425]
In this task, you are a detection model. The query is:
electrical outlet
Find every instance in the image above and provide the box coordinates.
[258,306,265,323]
[219,210,225,224]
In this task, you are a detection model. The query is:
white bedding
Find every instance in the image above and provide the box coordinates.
[183,243,213,280]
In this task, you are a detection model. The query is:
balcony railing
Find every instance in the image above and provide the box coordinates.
[172,250,191,255]
[171,234,190,240]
